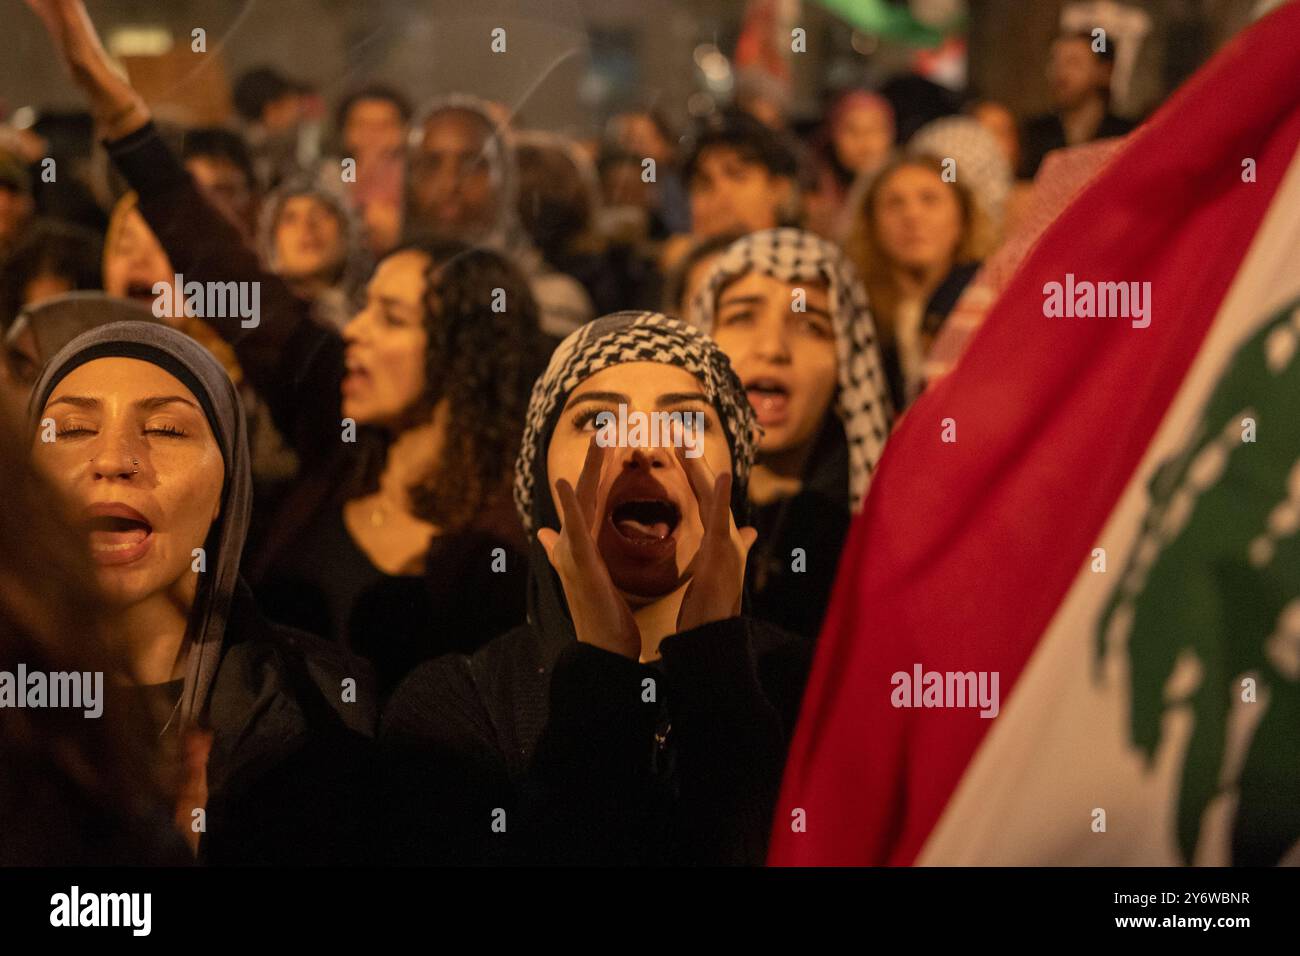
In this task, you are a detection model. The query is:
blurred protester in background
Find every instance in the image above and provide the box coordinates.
[805,90,896,242]
[682,112,800,242]
[405,95,593,337]
[516,130,657,316]
[323,84,410,258]
[660,111,799,278]
[0,218,101,330]
[1019,32,1135,180]
[181,126,261,238]
[6,111,107,235]
[0,403,185,866]
[257,181,368,330]
[847,155,993,409]
[0,149,34,258]
[607,108,689,236]
[232,66,314,191]
[28,321,375,863]
[688,229,891,642]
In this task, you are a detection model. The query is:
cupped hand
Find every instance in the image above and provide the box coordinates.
[674,445,757,633]
[536,436,641,660]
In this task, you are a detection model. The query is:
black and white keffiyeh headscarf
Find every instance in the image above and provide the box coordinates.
[513,311,757,534]
[685,227,892,511]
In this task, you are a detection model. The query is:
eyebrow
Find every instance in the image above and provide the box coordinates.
[45,395,200,412]
[656,392,710,407]
[564,390,711,412]
[564,390,628,412]
[137,395,201,412]
[718,292,833,320]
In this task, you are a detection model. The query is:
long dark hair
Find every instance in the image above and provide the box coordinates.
[393,237,547,531]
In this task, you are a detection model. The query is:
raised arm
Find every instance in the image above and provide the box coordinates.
[24,0,345,460]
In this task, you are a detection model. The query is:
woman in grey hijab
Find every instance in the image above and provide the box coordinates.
[403,94,593,337]
[27,320,376,864]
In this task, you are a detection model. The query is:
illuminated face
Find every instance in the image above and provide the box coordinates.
[545,363,730,601]
[341,249,429,428]
[689,148,791,239]
[710,271,837,458]
[274,194,346,280]
[104,209,177,323]
[408,110,499,242]
[872,164,964,274]
[33,357,224,609]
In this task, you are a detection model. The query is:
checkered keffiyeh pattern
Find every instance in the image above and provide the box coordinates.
[686,228,892,511]
[513,311,757,533]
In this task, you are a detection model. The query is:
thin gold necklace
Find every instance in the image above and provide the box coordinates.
[158,691,183,738]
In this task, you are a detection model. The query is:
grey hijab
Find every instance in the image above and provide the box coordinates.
[28,321,252,729]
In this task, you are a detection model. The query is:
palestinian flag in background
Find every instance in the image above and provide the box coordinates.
[769,0,1300,866]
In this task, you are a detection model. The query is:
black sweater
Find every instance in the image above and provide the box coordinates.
[380,546,811,865]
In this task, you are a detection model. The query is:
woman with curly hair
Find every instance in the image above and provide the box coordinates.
[249,238,548,696]
[28,0,549,696]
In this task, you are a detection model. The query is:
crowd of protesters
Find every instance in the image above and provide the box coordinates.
[1,0,1140,866]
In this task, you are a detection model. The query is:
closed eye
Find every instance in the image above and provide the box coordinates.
[145,424,188,437]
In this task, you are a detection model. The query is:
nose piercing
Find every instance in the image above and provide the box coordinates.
[132,458,140,474]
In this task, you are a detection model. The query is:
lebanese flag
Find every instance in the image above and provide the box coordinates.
[770,0,1300,866]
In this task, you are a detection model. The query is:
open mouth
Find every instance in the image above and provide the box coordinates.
[745,376,791,422]
[84,507,154,565]
[341,359,371,394]
[610,498,681,543]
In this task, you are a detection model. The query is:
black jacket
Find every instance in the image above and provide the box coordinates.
[379,543,811,866]
[200,578,377,864]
